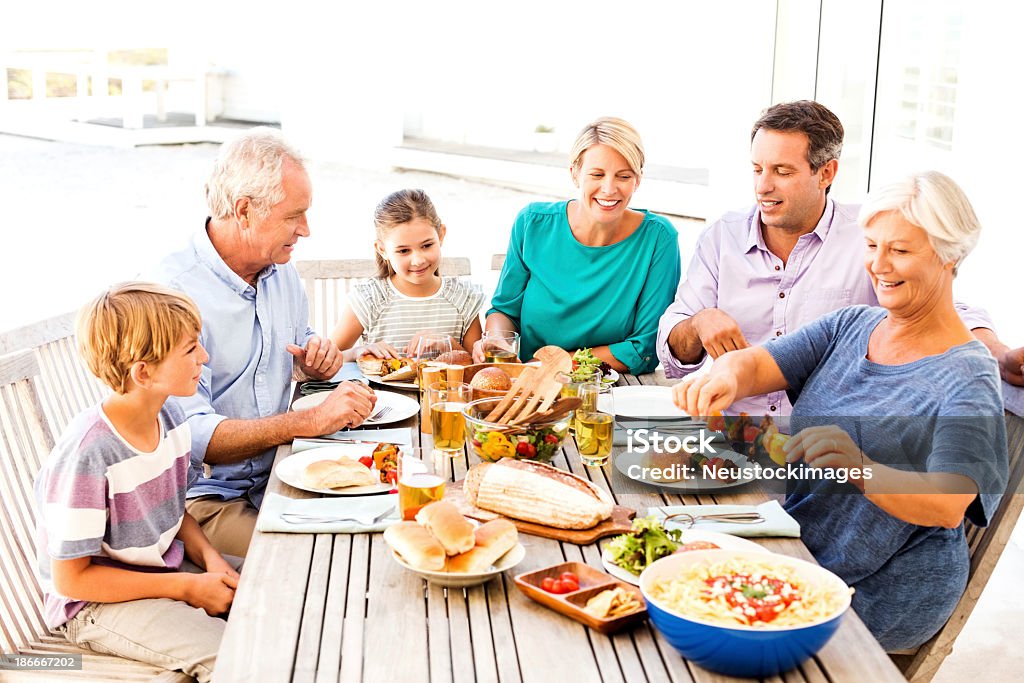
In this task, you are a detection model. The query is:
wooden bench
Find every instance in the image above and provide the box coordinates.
[0,349,188,681]
[294,257,472,334]
[890,413,1024,681]
[0,312,108,437]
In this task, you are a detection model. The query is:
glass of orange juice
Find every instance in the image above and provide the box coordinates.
[397,448,449,520]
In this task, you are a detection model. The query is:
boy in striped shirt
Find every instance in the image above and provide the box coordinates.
[34,282,241,682]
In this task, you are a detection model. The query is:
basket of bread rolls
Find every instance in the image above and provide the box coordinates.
[383,500,524,586]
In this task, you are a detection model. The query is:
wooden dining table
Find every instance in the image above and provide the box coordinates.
[214,373,906,683]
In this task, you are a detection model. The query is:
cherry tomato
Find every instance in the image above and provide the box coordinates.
[743,425,760,443]
[559,572,579,583]
[358,456,374,469]
[550,579,567,593]
[515,442,537,458]
[385,470,398,485]
[544,434,559,444]
[541,577,556,592]
[561,578,579,593]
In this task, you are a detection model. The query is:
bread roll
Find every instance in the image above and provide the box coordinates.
[446,520,519,573]
[302,457,376,489]
[436,350,473,366]
[357,354,385,376]
[470,367,512,391]
[415,501,475,555]
[463,460,612,529]
[383,522,446,571]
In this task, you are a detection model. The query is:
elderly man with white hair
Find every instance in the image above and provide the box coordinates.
[153,128,377,557]
[673,170,1009,651]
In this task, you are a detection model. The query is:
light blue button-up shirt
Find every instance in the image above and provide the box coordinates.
[152,223,313,507]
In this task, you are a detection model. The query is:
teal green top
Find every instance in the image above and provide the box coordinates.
[488,200,681,374]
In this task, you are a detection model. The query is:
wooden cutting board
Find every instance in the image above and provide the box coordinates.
[446,479,636,545]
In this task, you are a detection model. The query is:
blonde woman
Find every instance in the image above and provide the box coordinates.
[479,117,680,374]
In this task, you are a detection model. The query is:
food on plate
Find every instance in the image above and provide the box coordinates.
[445,519,519,573]
[571,347,612,380]
[584,587,642,618]
[372,443,400,484]
[463,459,613,529]
[605,516,683,576]
[469,366,513,392]
[540,571,580,594]
[381,357,417,382]
[383,521,447,571]
[675,541,721,553]
[357,353,385,376]
[648,556,847,627]
[436,350,473,366]
[416,501,476,556]
[302,456,377,490]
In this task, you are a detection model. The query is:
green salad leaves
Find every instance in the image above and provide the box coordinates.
[605,516,683,576]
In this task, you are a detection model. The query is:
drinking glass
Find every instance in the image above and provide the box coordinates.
[481,330,520,363]
[414,334,453,387]
[576,383,614,467]
[428,381,471,456]
[397,447,449,520]
[559,367,602,434]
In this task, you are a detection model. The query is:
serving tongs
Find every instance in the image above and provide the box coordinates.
[484,346,572,425]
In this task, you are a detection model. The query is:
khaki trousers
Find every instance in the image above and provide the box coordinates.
[186,496,259,558]
[60,556,243,683]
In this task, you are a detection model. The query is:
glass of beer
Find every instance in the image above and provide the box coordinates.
[481,331,520,363]
[559,367,602,434]
[428,381,471,456]
[414,334,453,386]
[575,383,614,467]
[398,448,449,521]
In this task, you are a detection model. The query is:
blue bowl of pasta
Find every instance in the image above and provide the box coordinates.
[639,549,852,678]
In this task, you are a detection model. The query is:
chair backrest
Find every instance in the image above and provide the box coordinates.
[0,349,56,655]
[893,413,1024,682]
[0,311,108,436]
[295,257,472,335]
[491,253,505,272]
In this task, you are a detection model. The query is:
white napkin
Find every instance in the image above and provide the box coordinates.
[257,492,400,534]
[649,500,801,538]
[292,427,414,453]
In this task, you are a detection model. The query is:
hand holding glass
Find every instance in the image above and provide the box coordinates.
[481,331,520,363]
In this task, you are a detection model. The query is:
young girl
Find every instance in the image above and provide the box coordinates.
[334,189,484,359]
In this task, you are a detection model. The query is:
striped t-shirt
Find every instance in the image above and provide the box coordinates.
[350,276,484,350]
[34,402,194,628]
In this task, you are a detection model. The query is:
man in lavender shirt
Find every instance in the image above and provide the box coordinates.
[657,100,1024,417]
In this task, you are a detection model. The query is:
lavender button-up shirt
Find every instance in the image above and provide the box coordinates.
[656,199,994,417]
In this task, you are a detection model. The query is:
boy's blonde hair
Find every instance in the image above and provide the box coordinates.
[76,282,202,394]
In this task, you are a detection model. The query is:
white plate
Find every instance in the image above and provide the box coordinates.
[292,390,420,426]
[275,445,393,496]
[391,543,526,587]
[602,369,620,385]
[601,532,768,585]
[614,450,757,493]
[605,386,689,419]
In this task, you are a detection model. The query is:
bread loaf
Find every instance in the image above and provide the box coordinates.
[445,519,518,573]
[463,460,613,529]
[302,457,376,489]
[383,521,446,571]
[416,501,475,555]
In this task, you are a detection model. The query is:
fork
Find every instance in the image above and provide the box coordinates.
[365,405,392,423]
[281,506,395,526]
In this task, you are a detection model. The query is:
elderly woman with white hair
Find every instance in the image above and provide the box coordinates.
[673,170,1008,651]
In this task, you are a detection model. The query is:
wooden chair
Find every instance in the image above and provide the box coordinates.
[295,257,472,334]
[890,413,1024,682]
[491,253,506,272]
[0,350,188,681]
[0,312,108,436]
